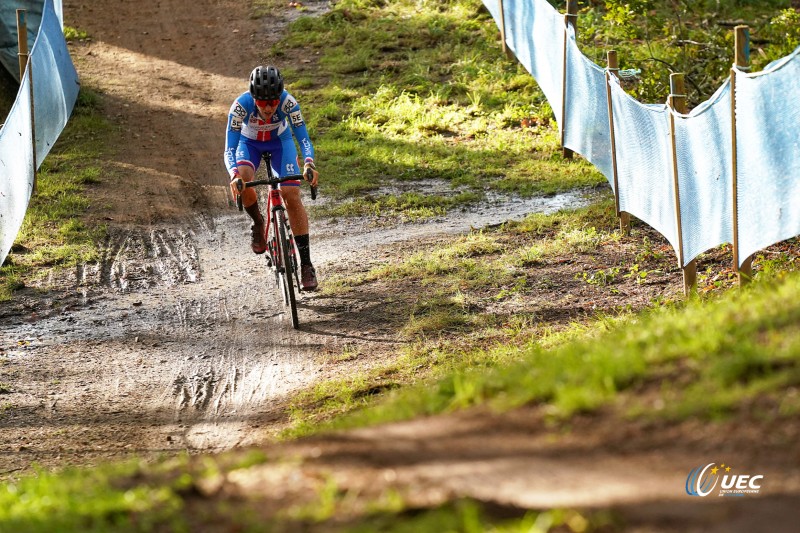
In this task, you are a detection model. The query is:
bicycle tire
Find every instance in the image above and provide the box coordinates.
[278,212,299,329]
[287,232,302,289]
[273,218,289,306]
[269,220,283,291]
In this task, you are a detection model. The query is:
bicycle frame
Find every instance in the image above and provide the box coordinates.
[265,181,299,290]
[234,152,316,329]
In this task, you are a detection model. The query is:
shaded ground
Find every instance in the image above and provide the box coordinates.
[1,1,798,531]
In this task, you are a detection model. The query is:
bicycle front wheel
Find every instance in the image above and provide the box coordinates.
[278,212,299,329]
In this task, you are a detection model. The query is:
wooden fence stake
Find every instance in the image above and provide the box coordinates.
[17,9,37,194]
[605,50,630,236]
[561,0,578,160]
[16,9,28,82]
[668,73,696,296]
[731,25,752,285]
[497,0,513,60]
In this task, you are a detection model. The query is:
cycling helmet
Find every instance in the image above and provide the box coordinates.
[249,65,284,100]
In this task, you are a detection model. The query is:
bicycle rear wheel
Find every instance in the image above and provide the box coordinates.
[277,212,299,329]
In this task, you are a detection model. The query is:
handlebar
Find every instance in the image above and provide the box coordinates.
[233,151,318,211]
[234,173,318,211]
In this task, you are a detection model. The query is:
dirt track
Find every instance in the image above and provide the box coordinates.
[0,0,328,474]
[0,0,593,474]
[1,1,799,530]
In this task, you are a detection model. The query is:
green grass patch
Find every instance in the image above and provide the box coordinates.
[346,500,620,533]
[314,189,482,220]
[63,26,89,41]
[0,88,111,300]
[0,460,183,532]
[261,0,606,210]
[313,271,800,433]
[284,196,799,436]
[283,200,648,436]
[0,450,270,533]
[342,198,619,291]
[2,454,620,533]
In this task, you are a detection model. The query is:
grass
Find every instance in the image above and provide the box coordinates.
[314,189,482,221]
[1,457,620,532]
[0,451,270,533]
[2,0,799,530]
[282,192,797,438]
[281,176,797,436]
[257,0,799,219]
[255,0,607,217]
[287,257,800,438]
[0,87,111,300]
[346,501,620,533]
[321,197,621,302]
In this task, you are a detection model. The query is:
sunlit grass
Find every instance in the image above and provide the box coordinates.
[2,0,798,530]
[266,0,606,207]
[283,193,800,436]
[290,270,800,438]
[313,190,482,220]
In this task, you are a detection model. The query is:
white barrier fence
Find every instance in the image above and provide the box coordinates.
[487,0,800,289]
[0,0,78,267]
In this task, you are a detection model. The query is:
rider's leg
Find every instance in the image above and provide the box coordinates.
[281,186,313,266]
[235,141,267,254]
[237,164,259,213]
[236,141,262,216]
[275,140,311,261]
[276,141,317,290]
[284,188,317,290]
[280,186,309,237]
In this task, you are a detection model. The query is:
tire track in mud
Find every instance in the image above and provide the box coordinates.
[75,228,201,291]
[1,211,333,470]
[0,192,589,474]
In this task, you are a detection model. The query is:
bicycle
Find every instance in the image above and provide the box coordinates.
[233,152,317,329]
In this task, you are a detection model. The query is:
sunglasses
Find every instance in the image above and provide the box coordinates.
[255,98,280,107]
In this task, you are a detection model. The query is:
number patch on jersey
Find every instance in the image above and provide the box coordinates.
[232,102,247,118]
[290,111,304,127]
[282,96,298,115]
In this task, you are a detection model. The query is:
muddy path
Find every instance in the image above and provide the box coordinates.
[1,0,336,475]
[0,179,589,477]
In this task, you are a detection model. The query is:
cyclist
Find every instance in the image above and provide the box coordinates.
[224,65,319,291]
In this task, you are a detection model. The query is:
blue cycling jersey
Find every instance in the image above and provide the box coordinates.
[224,90,315,178]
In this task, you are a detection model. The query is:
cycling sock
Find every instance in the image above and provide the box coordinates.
[295,234,311,265]
[244,203,264,225]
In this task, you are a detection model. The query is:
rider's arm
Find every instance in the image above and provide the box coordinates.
[279,93,315,162]
[224,97,248,178]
